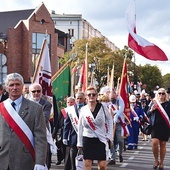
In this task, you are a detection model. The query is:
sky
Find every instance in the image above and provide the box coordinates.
[1,0,170,75]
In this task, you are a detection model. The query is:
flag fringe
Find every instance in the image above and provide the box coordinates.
[51,59,72,82]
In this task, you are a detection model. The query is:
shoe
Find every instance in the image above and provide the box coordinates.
[108,160,116,165]
[127,147,133,150]
[153,162,159,169]
[119,155,123,162]
[159,167,164,170]
[56,161,61,165]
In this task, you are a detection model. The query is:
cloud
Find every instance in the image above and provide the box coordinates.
[0,0,170,75]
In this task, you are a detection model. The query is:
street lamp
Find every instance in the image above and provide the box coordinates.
[89,63,96,86]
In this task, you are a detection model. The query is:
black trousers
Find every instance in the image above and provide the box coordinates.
[64,145,78,170]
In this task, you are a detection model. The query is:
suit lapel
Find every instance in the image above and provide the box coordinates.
[18,98,29,118]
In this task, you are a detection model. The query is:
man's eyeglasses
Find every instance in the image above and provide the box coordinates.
[87,93,96,97]
[31,90,41,93]
[158,92,165,95]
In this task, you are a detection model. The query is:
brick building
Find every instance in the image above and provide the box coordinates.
[0,3,69,84]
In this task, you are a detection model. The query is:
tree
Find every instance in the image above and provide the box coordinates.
[162,73,170,89]
[60,38,134,90]
[138,64,163,92]
[66,37,116,89]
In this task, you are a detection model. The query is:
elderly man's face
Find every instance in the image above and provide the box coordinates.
[6,80,23,100]
[29,85,42,101]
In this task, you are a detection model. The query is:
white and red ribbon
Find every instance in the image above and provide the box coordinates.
[0,101,35,161]
[153,99,170,129]
[65,105,79,134]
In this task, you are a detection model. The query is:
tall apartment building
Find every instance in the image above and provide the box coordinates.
[51,12,118,51]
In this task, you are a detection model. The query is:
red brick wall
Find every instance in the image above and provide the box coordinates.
[6,3,62,83]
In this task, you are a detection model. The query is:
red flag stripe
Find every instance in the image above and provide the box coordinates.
[126,0,168,61]
[0,103,35,160]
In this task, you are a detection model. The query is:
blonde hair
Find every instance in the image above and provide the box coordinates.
[155,88,169,102]
[99,94,110,103]
[86,86,97,94]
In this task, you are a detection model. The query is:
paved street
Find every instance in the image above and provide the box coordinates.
[50,135,170,170]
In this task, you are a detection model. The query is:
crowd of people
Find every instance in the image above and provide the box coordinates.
[0,72,169,170]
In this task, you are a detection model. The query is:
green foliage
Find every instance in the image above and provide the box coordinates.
[59,37,165,92]
[162,73,170,89]
[139,64,163,92]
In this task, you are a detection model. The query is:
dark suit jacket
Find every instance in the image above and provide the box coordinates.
[0,93,8,102]
[0,97,47,170]
[39,98,52,129]
[63,105,79,146]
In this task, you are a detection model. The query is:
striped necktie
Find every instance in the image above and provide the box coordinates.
[11,101,16,110]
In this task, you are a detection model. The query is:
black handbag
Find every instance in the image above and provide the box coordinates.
[141,122,152,135]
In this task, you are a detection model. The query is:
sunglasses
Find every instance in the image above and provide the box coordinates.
[87,93,96,97]
[31,90,41,93]
[158,92,165,95]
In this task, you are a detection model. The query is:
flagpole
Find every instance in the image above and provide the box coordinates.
[107,66,110,86]
[51,53,76,81]
[85,43,88,89]
[110,62,114,90]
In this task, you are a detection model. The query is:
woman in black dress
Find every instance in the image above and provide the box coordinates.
[147,88,170,170]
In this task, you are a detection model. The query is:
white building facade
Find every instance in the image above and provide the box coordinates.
[51,12,118,51]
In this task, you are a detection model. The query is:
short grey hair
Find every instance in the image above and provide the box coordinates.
[4,73,24,86]
[75,91,85,99]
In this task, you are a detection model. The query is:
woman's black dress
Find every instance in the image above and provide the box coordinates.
[151,101,170,141]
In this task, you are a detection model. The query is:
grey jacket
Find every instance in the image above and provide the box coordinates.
[0,98,47,170]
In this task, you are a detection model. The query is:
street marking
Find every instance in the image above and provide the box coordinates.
[128,156,135,160]
[120,163,128,167]
[138,146,143,149]
[134,151,139,154]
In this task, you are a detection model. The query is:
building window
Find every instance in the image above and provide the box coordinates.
[32,33,50,75]
[68,29,74,37]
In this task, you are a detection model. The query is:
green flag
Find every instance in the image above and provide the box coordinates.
[52,65,71,106]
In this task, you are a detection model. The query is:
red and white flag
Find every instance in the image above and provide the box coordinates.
[78,60,87,92]
[32,38,53,100]
[71,64,77,96]
[125,0,168,61]
[78,43,88,92]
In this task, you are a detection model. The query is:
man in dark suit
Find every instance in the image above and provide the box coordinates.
[29,82,52,169]
[63,92,85,170]
[0,84,8,102]
[0,73,47,170]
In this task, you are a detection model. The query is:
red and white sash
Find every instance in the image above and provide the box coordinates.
[83,105,110,160]
[83,105,107,145]
[111,104,130,138]
[0,100,35,161]
[153,99,170,129]
[130,106,139,118]
[65,105,79,134]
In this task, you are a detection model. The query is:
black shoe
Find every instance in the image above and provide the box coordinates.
[127,147,133,150]
[153,162,159,169]
[56,161,61,165]
[108,160,116,165]
[119,155,123,162]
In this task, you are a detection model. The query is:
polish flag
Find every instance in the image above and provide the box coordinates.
[125,0,168,61]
